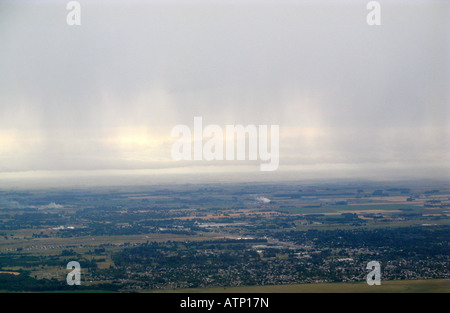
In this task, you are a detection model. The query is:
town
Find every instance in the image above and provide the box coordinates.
[0,180,448,292]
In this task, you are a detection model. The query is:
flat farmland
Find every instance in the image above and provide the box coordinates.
[275,204,423,215]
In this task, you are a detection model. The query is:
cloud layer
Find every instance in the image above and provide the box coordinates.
[0,0,448,183]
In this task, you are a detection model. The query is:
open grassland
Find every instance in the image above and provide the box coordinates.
[150,279,450,293]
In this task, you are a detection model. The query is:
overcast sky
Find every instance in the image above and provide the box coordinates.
[0,0,449,186]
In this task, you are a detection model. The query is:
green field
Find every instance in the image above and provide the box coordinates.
[150,279,450,293]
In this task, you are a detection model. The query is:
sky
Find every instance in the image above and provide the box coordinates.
[0,0,449,187]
